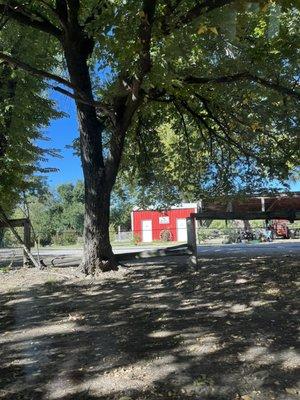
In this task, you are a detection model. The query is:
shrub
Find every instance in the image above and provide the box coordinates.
[52,230,78,245]
[132,234,140,245]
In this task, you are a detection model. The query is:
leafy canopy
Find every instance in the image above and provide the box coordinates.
[71,0,300,200]
[0,22,61,210]
[113,2,300,202]
[0,1,299,206]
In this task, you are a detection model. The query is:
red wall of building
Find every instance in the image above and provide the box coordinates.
[132,207,196,242]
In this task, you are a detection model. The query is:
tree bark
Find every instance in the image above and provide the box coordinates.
[63,35,118,274]
[82,187,117,274]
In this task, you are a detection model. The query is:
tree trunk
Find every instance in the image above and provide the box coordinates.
[82,187,117,274]
[63,38,118,274]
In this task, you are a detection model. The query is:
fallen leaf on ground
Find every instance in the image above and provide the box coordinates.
[241,395,252,400]
[68,313,85,321]
[285,388,299,395]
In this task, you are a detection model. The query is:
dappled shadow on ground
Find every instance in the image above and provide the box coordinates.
[0,253,299,400]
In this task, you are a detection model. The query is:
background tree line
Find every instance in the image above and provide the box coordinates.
[1,180,134,247]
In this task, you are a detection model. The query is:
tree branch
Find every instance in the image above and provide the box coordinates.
[40,0,56,14]
[249,75,300,101]
[0,2,62,38]
[66,0,80,25]
[39,0,62,25]
[179,0,234,24]
[173,101,192,163]
[0,51,111,113]
[54,0,68,28]
[84,0,108,25]
[194,94,256,157]
[160,0,183,35]
[184,72,249,85]
[137,0,157,81]
[183,72,300,100]
[162,0,234,34]
[105,0,157,183]
[179,97,262,163]
[134,116,152,168]
[0,51,76,89]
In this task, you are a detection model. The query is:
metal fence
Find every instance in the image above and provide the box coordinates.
[115,231,133,242]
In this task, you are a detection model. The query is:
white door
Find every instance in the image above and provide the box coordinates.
[177,218,187,242]
[142,220,152,242]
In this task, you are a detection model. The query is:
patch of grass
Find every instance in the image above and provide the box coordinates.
[44,278,57,287]
[0,265,11,273]
[193,374,214,387]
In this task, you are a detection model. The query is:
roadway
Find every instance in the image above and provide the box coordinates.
[0,240,299,264]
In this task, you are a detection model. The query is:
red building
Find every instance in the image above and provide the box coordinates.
[131,203,197,243]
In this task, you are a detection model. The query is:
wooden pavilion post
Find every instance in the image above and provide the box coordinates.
[187,216,198,266]
[23,218,31,267]
[0,206,39,268]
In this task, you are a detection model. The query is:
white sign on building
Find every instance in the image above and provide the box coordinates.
[159,216,170,224]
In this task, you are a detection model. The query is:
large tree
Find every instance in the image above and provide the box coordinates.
[0,1,299,273]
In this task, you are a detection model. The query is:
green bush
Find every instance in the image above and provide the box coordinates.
[132,234,140,245]
[197,230,212,242]
[37,235,53,247]
[52,230,78,246]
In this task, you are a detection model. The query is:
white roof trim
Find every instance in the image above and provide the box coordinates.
[133,203,197,211]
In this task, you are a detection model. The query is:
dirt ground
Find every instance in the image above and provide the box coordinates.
[0,252,299,400]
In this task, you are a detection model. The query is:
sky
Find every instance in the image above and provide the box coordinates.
[39,91,300,192]
[38,91,83,186]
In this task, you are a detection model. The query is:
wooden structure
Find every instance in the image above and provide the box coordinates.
[0,217,33,267]
[197,192,300,214]
[187,192,300,260]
